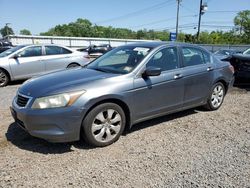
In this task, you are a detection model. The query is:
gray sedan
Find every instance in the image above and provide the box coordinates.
[0,44,90,86]
[11,42,234,147]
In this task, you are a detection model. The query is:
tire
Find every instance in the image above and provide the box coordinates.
[0,69,9,87]
[82,103,126,147]
[67,63,80,69]
[204,82,225,111]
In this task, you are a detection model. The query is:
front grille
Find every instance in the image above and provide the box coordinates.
[16,94,29,107]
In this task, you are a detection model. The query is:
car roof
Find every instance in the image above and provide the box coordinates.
[124,41,197,48]
[15,44,66,47]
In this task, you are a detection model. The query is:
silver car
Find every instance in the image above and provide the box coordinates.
[11,42,235,147]
[0,44,90,86]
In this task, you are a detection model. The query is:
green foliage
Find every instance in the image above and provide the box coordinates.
[0,25,14,37]
[20,29,31,35]
[40,11,250,44]
[234,10,250,43]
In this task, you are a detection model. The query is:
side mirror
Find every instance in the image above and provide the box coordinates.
[12,54,20,59]
[142,66,162,78]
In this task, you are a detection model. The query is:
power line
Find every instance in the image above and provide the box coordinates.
[95,0,175,24]
[129,15,197,29]
[180,4,197,14]
[206,10,245,13]
[156,22,234,31]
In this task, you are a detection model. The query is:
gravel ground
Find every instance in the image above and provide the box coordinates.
[0,83,249,187]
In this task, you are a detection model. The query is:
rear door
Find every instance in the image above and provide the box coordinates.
[42,45,73,73]
[132,47,184,121]
[9,46,45,79]
[180,46,215,107]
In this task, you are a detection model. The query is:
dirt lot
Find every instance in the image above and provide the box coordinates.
[0,83,250,187]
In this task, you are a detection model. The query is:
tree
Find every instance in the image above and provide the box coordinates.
[0,25,14,37]
[38,15,249,44]
[234,10,250,43]
[20,29,31,35]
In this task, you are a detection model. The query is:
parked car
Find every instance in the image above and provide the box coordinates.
[214,49,242,60]
[0,40,13,53]
[225,54,250,81]
[0,44,90,86]
[11,42,234,147]
[77,44,112,57]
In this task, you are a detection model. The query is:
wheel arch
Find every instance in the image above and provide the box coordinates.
[67,62,81,68]
[213,78,229,94]
[81,98,132,136]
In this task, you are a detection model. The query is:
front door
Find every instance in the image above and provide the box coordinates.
[132,47,184,122]
[9,46,45,80]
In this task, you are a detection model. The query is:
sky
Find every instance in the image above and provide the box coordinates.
[0,0,249,35]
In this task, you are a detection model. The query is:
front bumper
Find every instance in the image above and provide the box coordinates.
[10,100,86,143]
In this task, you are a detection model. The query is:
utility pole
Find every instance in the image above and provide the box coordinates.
[175,0,181,41]
[197,0,203,41]
[197,0,207,41]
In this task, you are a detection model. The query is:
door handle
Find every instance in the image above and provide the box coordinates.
[174,74,183,79]
[207,67,214,71]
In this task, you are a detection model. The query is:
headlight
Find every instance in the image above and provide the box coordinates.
[31,91,85,109]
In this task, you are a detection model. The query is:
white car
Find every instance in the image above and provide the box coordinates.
[0,44,90,86]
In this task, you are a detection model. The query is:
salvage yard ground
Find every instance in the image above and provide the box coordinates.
[0,82,250,187]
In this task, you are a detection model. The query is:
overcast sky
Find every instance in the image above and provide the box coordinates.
[0,0,249,35]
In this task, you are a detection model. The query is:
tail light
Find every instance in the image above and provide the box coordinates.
[229,65,235,74]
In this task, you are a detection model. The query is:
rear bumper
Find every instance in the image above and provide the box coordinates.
[10,101,87,143]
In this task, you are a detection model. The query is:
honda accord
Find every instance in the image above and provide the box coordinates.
[11,42,235,147]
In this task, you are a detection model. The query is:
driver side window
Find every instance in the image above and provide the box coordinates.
[147,47,179,71]
[19,46,42,57]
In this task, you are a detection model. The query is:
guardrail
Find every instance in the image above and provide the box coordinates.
[5,35,155,49]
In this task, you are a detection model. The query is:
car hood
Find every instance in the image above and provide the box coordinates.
[19,68,117,97]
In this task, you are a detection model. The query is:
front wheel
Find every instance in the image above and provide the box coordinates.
[81,103,126,147]
[0,69,9,87]
[205,82,225,111]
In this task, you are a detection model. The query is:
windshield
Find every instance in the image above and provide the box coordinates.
[87,46,152,74]
[0,45,25,57]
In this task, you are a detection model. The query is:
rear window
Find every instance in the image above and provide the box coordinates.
[45,46,72,55]
[182,47,211,67]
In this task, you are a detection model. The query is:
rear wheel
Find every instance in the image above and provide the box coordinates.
[205,82,225,111]
[0,69,9,87]
[82,103,126,147]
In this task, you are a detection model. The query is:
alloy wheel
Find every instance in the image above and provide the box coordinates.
[91,109,122,143]
[0,70,8,87]
[211,85,224,108]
